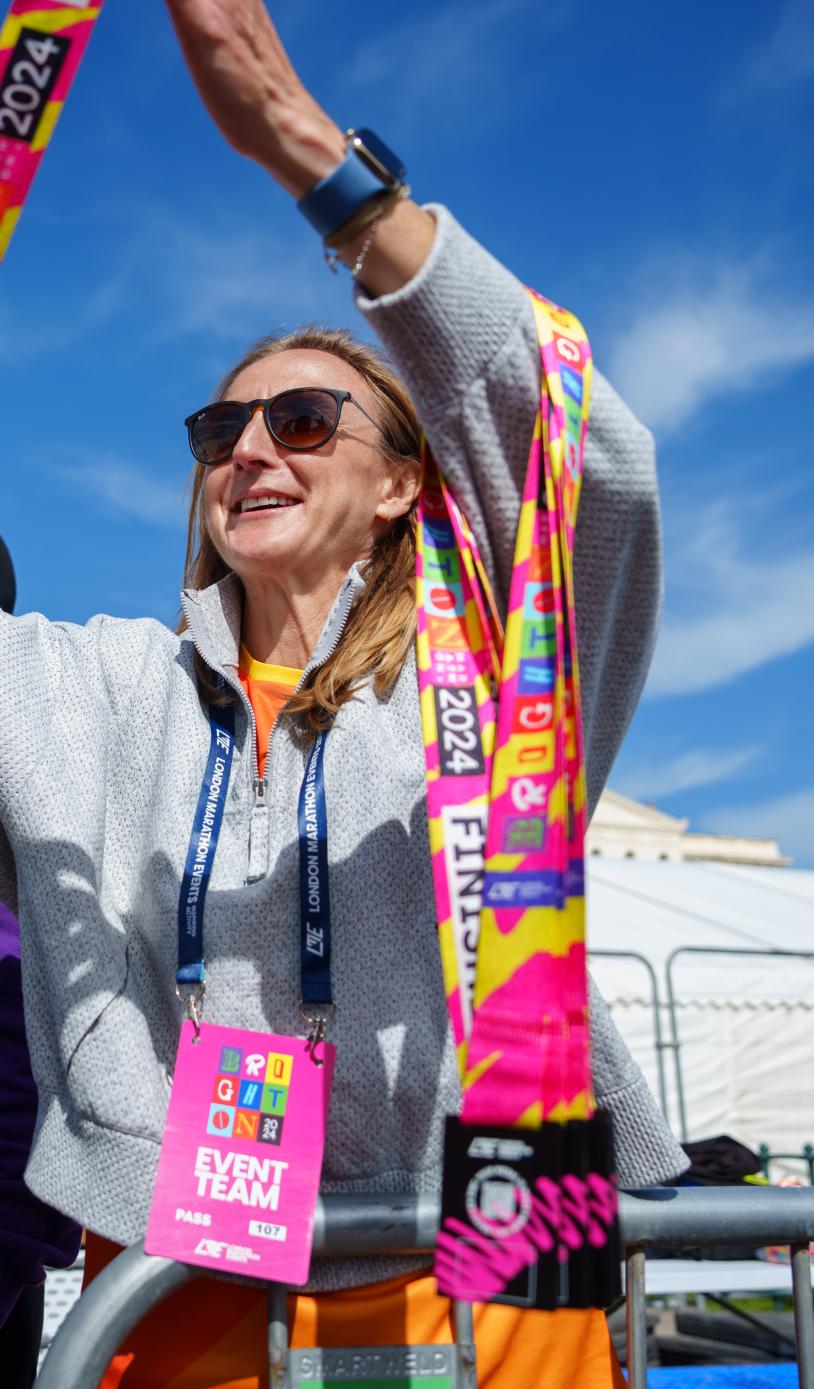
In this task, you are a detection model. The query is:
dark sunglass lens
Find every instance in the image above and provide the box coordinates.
[268,390,338,448]
[191,403,247,464]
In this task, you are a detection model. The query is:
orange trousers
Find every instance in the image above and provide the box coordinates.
[85,1233,624,1389]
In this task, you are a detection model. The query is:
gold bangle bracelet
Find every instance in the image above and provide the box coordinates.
[322,183,410,252]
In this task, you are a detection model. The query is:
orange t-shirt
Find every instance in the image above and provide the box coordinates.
[82,646,623,1387]
[237,644,302,779]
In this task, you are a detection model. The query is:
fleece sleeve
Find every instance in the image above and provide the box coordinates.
[356,204,662,818]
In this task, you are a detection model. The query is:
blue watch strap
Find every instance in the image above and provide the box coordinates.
[297,150,390,239]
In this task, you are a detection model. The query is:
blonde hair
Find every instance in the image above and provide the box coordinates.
[179,326,421,730]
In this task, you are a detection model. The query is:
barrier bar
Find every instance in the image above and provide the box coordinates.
[621,1185,814,1248]
[39,1187,814,1389]
[38,1240,200,1388]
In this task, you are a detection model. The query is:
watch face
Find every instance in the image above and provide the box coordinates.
[349,128,406,185]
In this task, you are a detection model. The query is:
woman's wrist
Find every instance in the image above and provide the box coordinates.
[253,94,437,298]
[339,198,436,299]
[258,99,346,199]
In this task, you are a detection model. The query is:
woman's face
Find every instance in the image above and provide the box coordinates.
[202,349,403,596]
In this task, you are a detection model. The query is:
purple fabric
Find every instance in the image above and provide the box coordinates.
[0,902,81,1328]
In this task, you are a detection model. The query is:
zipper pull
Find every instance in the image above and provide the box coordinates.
[247,777,269,883]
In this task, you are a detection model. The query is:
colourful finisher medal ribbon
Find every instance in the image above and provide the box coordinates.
[0,1,106,263]
[418,289,621,1308]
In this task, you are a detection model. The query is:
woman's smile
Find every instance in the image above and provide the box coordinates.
[231,489,303,517]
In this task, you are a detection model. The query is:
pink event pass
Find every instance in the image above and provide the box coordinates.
[146,1022,334,1285]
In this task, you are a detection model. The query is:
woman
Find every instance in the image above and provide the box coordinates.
[2,3,686,1384]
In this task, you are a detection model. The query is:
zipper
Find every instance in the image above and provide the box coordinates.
[259,577,358,790]
[181,579,359,875]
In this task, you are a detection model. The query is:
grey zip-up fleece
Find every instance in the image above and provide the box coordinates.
[0,207,686,1290]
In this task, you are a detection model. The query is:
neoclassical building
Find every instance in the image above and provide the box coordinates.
[586,790,789,867]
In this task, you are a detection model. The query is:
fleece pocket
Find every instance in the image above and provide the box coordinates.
[65,952,176,1143]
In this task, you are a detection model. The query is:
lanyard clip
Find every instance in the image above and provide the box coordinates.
[176,982,205,1040]
[300,1002,335,1067]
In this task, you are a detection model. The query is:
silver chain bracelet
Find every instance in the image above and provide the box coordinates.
[324,219,379,279]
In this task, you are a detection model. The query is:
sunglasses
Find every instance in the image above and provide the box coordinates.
[184,387,392,466]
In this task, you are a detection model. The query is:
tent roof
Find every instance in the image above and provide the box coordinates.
[586,860,814,1005]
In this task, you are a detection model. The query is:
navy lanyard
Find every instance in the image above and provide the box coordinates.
[177,702,236,989]
[176,706,333,1042]
[297,731,332,1009]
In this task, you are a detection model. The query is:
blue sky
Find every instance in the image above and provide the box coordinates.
[2,0,812,864]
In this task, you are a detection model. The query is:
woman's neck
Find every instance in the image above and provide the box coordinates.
[240,571,346,668]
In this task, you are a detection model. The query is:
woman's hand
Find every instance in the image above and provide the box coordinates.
[163,0,345,196]
[164,0,436,295]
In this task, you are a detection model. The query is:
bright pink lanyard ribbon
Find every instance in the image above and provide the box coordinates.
[416,289,593,1128]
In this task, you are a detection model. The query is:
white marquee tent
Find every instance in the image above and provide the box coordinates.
[586,859,814,1179]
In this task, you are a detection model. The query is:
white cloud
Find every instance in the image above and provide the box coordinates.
[55,458,185,529]
[719,0,814,110]
[0,201,349,362]
[617,745,761,802]
[342,0,571,133]
[646,501,814,697]
[607,260,814,434]
[699,788,814,867]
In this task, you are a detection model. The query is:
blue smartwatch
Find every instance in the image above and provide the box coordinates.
[297,129,406,240]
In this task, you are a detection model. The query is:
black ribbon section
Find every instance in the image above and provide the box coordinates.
[435,1111,622,1310]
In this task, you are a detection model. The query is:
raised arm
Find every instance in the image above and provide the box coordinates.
[163,0,435,294]
[164,0,662,816]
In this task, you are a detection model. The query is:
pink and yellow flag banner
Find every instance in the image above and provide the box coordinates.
[0,1,105,262]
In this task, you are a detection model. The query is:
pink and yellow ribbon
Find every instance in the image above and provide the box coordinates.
[0,1,105,262]
[417,289,594,1130]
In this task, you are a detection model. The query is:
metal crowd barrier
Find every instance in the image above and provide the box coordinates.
[38,1186,814,1389]
[664,947,814,1143]
[761,1143,814,1185]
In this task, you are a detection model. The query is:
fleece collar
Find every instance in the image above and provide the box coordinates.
[180,565,367,682]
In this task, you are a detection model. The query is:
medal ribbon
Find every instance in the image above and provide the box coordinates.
[417,289,593,1128]
[0,1,106,263]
